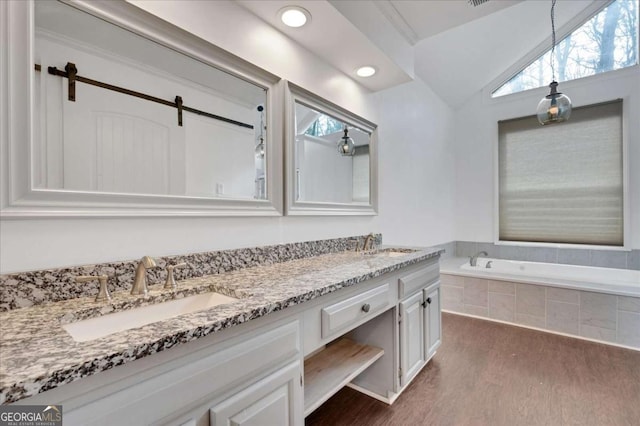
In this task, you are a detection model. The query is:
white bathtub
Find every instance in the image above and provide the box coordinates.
[447,257,640,297]
[440,257,640,350]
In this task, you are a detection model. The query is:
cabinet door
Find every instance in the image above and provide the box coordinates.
[210,361,302,426]
[399,291,425,387]
[424,283,442,360]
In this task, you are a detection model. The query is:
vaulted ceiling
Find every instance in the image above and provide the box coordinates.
[237,0,600,108]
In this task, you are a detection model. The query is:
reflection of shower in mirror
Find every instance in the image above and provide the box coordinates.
[32,0,269,202]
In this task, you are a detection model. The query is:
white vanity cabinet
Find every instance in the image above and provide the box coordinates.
[301,278,395,415]
[424,282,442,361]
[209,360,302,426]
[399,290,426,386]
[397,263,441,387]
[17,255,442,425]
[24,320,302,426]
[343,258,442,404]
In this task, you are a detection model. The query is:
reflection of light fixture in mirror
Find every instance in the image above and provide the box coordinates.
[279,6,311,28]
[255,105,265,159]
[255,137,265,158]
[338,126,355,156]
[356,66,376,78]
[254,105,266,200]
[536,0,571,125]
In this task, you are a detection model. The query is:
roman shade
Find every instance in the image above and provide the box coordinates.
[498,100,623,246]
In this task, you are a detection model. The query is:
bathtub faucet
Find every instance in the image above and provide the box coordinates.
[469,251,488,267]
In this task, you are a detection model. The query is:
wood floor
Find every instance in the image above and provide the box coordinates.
[306,313,640,426]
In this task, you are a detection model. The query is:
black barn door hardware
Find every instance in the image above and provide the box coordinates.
[35,62,254,129]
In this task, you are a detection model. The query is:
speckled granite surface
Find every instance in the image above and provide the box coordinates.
[0,235,381,312]
[0,244,442,405]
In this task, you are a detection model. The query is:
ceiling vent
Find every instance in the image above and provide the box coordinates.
[468,0,490,6]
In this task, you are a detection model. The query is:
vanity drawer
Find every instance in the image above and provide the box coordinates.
[321,283,391,339]
[398,261,439,299]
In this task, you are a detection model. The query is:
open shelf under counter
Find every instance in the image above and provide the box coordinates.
[304,338,384,417]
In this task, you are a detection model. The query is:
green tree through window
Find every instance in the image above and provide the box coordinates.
[493,0,638,97]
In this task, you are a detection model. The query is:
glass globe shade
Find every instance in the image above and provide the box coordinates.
[255,138,265,159]
[537,82,572,125]
[338,136,355,156]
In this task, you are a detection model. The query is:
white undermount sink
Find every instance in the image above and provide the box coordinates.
[63,292,238,342]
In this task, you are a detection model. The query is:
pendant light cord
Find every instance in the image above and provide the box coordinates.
[258,106,264,140]
[550,0,557,82]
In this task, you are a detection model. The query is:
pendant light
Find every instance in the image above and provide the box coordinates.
[536,0,572,125]
[338,126,355,156]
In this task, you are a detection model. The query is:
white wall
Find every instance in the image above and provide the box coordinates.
[127,0,375,121]
[0,1,456,273]
[298,135,353,204]
[454,67,640,249]
[373,79,456,247]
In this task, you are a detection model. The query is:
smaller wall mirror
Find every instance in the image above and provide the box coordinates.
[285,83,378,215]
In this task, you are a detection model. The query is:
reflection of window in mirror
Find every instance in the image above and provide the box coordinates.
[294,102,370,204]
[33,1,268,201]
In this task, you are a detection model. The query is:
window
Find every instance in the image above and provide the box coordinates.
[493,0,638,97]
[498,100,623,246]
[305,114,344,137]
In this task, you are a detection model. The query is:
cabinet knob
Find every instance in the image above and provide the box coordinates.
[427,297,432,304]
[361,303,371,313]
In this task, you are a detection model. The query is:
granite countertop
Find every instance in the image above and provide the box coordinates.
[0,246,442,404]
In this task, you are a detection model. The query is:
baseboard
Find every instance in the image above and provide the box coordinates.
[346,383,394,405]
[442,310,640,352]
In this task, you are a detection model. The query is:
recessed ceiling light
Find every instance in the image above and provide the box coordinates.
[279,6,311,28]
[356,66,376,78]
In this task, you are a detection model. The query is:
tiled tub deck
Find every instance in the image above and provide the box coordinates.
[440,259,640,350]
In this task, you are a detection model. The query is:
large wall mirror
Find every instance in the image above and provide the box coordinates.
[285,83,378,215]
[1,0,283,217]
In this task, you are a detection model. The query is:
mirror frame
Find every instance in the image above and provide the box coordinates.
[285,82,378,216]
[0,0,283,218]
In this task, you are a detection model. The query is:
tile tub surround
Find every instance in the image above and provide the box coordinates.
[449,240,640,270]
[440,262,640,351]
[0,234,382,312]
[0,245,443,404]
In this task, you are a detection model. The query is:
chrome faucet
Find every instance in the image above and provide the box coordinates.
[360,233,376,252]
[469,251,488,267]
[131,256,157,296]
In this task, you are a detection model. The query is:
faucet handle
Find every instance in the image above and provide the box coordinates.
[164,263,187,290]
[76,275,111,302]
